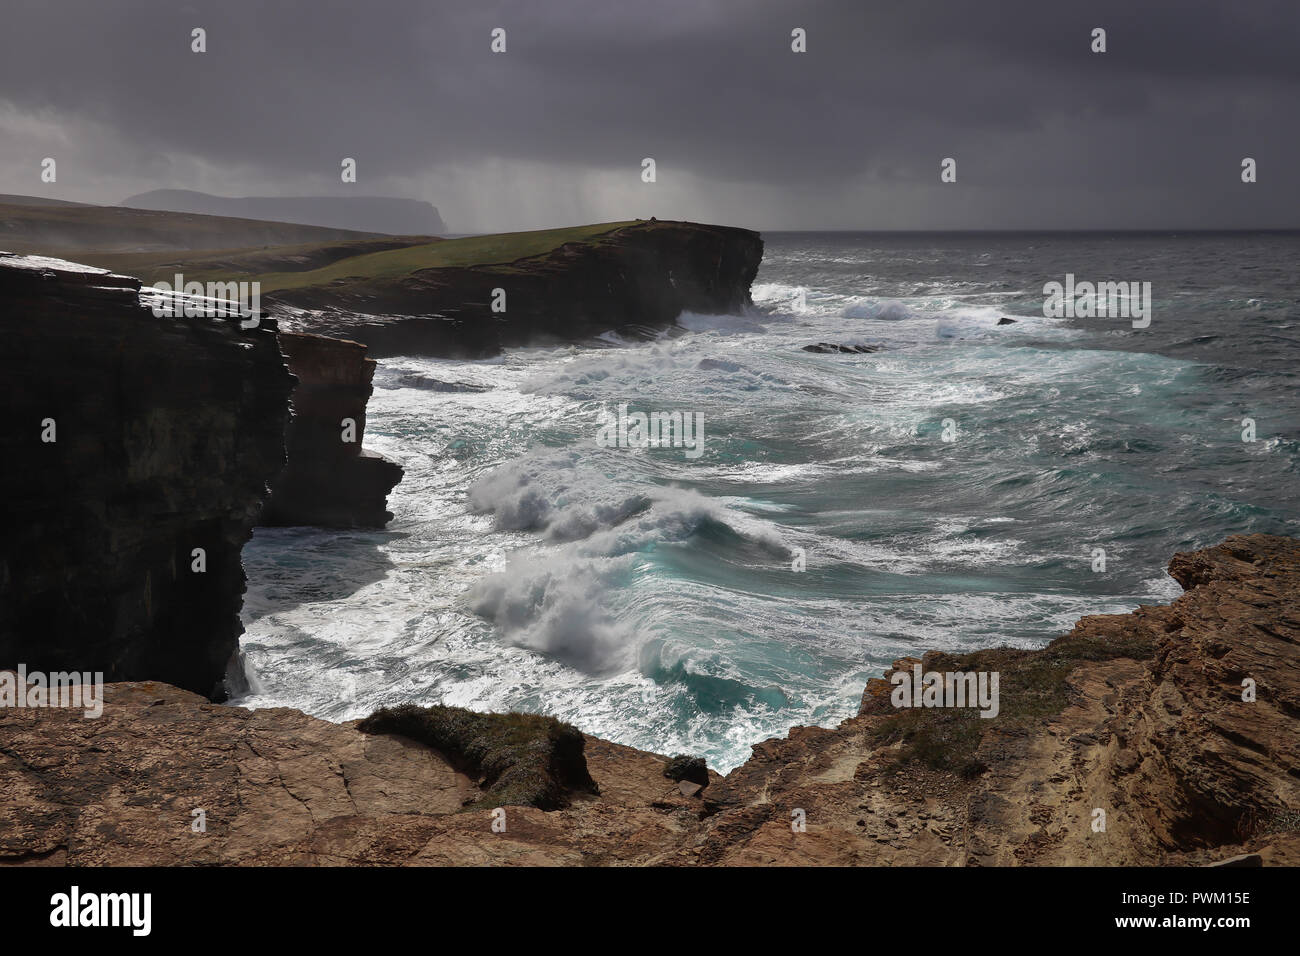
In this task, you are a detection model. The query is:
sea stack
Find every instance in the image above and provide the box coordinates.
[261,331,404,528]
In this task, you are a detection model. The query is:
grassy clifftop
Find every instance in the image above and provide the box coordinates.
[18,215,638,293]
[259,219,764,357]
[1,198,763,358]
[247,221,637,292]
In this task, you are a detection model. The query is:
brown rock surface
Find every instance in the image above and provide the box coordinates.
[2,534,1297,866]
[700,533,1300,866]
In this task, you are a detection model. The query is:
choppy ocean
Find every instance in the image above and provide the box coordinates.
[234,231,1300,772]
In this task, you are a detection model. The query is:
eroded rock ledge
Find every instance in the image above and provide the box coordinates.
[3,534,1296,866]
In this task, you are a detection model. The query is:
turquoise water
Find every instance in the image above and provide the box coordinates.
[237,231,1300,772]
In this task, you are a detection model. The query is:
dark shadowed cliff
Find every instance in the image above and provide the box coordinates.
[0,253,294,698]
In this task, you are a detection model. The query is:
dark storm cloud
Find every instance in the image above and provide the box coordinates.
[0,0,1296,229]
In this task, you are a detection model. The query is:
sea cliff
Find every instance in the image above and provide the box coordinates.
[268,220,764,357]
[0,253,294,699]
[0,254,403,699]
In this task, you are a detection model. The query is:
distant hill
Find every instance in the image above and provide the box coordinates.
[121,190,446,236]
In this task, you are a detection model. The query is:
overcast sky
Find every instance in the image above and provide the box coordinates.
[1,0,1295,232]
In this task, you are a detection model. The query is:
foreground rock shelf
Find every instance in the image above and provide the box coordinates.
[2,534,1296,866]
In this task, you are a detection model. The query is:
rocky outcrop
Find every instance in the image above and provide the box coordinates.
[3,534,1296,866]
[802,342,883,353]
[0,680,713,866]
[269,220,764,358]
[260,331,403,528]
[0,253,293,699]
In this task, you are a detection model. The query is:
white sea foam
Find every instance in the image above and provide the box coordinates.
[233,236,1281,773]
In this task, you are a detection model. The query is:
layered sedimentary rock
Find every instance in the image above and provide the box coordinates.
[268,220,764,358]
[260,331,403,528]
[0,253,294,699]
[3,534,1296,866]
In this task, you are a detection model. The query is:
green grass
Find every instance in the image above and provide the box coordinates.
[357,703,599,810]
[0,198,382,256]
[2,197,641,293]
[249,221,637,292]
[40,222,635,292]
[65,237,435,286]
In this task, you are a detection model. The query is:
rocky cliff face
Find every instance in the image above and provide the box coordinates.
[261,332,403,528]
[4,534,1296,866]
[0,253,294,699]
[269,220,764,358]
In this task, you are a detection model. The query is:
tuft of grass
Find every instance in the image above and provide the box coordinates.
[357,703,598,810]
[873,709,988,779]
[663,754,710,788]
[871,632,1156,777]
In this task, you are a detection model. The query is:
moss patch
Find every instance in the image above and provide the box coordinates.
[357,703,598,810]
